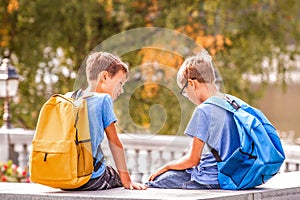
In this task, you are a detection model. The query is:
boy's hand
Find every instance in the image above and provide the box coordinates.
[148,165,169,181]
[123,181,148,190]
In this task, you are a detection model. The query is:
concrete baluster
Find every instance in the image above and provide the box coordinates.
[141,149,152,182]
[26,144,32,168]
[131,149,142,182]
[0,132,9,162]
[170,151,175,161]
[295,163,299,171]
[13,143,27,169]
[158,150,164,166]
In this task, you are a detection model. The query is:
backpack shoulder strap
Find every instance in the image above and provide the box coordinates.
[71,89,103,172]
[52,94,75,105]
[206,143,222,162]
[203,94,242,162]
[204,95,241,112]
[71,89,94,99]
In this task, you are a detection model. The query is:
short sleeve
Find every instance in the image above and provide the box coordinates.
[185,106,210,143]
[101,95,117,128]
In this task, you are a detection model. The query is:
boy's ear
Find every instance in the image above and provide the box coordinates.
[98,71,108,82]
[188,79,196,89]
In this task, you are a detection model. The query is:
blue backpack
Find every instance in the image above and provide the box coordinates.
[204,94,285,190]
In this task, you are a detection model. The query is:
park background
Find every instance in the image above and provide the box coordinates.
[0,0,300,140]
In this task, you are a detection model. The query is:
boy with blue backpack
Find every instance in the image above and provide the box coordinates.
[146,49,285,190]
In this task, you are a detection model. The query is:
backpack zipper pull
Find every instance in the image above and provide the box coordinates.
[44,153,48,161]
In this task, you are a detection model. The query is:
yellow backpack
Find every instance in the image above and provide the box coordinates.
[29,91,95,189]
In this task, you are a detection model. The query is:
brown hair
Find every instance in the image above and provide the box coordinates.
[182,57,215,84]
[86,52,129,82]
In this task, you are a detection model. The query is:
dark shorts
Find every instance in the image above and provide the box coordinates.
[76,166,123,191]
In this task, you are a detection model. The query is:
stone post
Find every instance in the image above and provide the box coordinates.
[0,129,9,162]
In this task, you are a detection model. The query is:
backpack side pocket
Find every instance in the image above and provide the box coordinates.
[77,141,93,177]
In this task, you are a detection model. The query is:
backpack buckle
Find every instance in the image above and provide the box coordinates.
[230,100,241,110]
[225,96,241,110]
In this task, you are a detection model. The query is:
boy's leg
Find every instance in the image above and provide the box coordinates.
[145,170,190,189]
[183,180,220,189]
[145,170,220,189]
[77,166,123,190]
[103,165,123,189]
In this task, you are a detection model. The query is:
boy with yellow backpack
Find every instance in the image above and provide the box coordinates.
[29,52,147,190]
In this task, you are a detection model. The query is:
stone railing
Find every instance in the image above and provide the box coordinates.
[1,128,300,182]
[101,133,191,182]
[0,128,34,169]
[281,142,300,172]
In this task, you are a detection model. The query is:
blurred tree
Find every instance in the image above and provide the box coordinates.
[0,0,123,128]
[0,0,299,134]
[115,0,300,134]
[137,0,300,101]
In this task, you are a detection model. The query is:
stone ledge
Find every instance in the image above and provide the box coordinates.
[1,171,300,200]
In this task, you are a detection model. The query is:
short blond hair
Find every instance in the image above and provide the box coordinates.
[177,49,215,88]
[86,52,129,82]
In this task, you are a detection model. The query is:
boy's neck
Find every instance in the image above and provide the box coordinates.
[207,84,226,99]
[86,81,97,92]
[206,84,219,97]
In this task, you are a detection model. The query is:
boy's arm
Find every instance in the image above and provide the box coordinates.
[148,137,204,181]
[105,122,147,190]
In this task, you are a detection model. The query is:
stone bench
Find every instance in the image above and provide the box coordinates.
[1,171,300,200]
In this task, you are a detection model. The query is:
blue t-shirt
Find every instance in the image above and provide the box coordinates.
[86,93,117,179]
[185,97,240,185]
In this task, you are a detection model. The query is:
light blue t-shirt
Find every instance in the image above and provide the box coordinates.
[86,93,117,179]
[185,97,240,185]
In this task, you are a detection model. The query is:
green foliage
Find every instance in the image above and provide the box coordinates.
[209,0,300,102]
[0,0,299,133]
